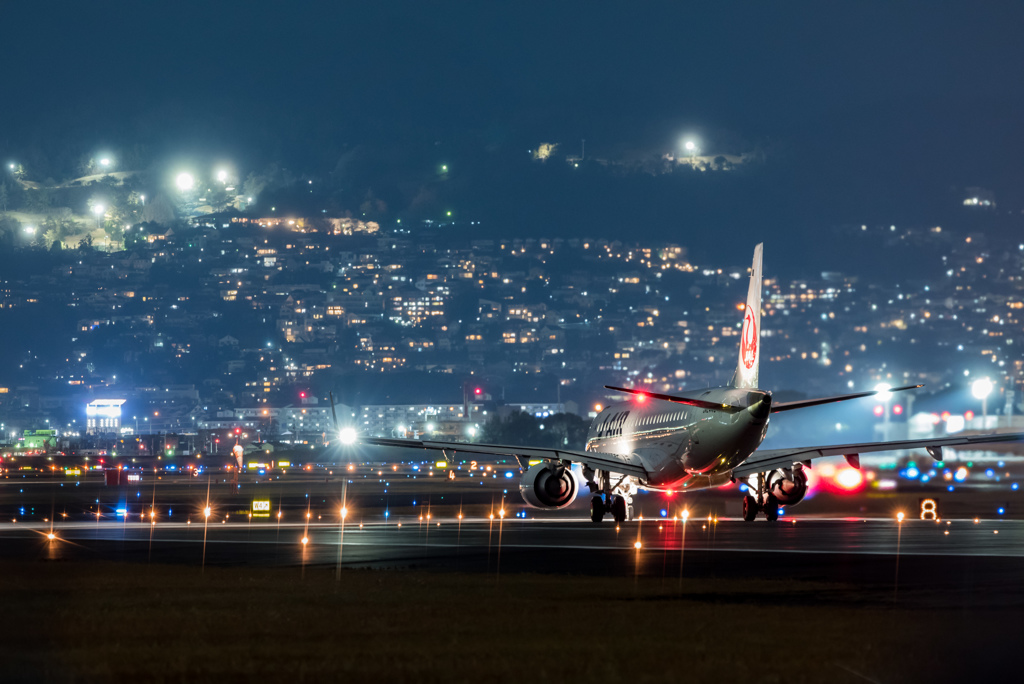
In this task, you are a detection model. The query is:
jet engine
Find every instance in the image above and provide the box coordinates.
[766,464,809,506]
[520,462,579,509]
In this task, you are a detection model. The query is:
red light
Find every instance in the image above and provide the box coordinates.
[300,392,306,398]
[474,387,482,395]
[235,428,241,434]
[940,411,951,421]
[873,405,884,417]
[635,393,647,404]
[214,439,220,444]
[964,410,975,421]
[930,413,941,425]
[892,404,903,415]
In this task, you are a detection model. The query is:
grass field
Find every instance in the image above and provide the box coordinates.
[2,559,1018,683]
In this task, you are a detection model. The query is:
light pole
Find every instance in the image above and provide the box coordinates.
[683,139,699,166]
[875,383,892,441]
[972,378,994,430]
[91,203,105,234]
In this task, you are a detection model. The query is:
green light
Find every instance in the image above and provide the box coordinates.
[441,165,447,172]
[446,211,452,217]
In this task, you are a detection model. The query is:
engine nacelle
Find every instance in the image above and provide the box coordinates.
[520,463,579,509]
[766,464,809,506]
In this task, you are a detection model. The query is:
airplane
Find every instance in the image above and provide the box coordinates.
[357,244,1024,522]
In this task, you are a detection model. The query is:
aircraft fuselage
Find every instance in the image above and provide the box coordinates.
[585,388,772,491]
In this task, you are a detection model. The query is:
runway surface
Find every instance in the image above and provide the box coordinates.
[2,515,1023,604]
[4,465,1024,607]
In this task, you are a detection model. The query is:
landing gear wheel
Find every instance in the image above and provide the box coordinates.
[763,495,779,522]
[610,495,627,523]
[742,495,759,522]
[590,496,605,523]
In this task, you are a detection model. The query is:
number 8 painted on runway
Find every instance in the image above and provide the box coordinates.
[920,498,937,520]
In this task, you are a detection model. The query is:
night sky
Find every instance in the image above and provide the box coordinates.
[5,1,1024,263]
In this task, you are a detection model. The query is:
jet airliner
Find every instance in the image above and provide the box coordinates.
[360,244,1024,522]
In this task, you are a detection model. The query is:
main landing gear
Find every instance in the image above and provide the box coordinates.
[583,467,636,523]
[591,494,629,523]
[742,473,779,522]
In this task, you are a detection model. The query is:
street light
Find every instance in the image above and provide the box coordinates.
[972,377,994,429]
[176,172,195,192]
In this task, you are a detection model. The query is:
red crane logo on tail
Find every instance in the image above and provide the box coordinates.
[741,308,757,370]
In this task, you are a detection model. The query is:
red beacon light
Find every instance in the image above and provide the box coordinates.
[940,411,951,422]
[635,393,647,404]
[964,410,975,421]
[892,404,903,415]
[873,405,884,417]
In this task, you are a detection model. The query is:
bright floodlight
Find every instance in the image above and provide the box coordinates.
[339,427,358,445]
[99,158,111,167]
[216,169,228,183]
[91,204,105,216]
[24,226,35,234]
[684,140,696,151]
[874,383,892,402]
[972,377,994,400]
[176,172,195,191]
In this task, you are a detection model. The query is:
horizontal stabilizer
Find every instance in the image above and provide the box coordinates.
[604,386,746,413]
[771,384,922,413]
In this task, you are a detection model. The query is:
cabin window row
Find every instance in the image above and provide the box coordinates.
[637,412,684,427]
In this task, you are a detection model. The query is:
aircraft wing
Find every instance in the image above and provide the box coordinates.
[732,431,1024,478]
[359,436,648,479]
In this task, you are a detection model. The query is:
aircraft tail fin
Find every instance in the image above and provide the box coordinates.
[731,243,763,389]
